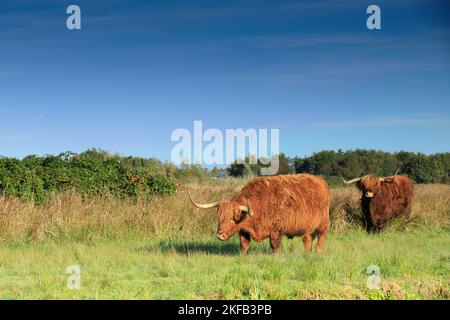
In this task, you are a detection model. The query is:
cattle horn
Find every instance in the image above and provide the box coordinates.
[343,177,362,184]
[239,202,254,217]
[188,192,219,209]
[379,169,400,182]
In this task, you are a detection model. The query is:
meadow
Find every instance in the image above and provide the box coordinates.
[0,179,449,300]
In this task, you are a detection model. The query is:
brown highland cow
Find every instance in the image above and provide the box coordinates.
[344,172,414,232]
[189,174,330,254]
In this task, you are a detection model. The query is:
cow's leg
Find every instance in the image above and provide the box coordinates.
[316,221,329,253]
[302,234,313,252]
[315,231,328,253]
[404,199,412,219]
[270,233,282,255]
[239,231,251,255]
[366,217,378,233]
[366,215,376,233]
[377,220,385,232]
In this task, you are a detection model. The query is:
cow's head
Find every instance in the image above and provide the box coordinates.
[188,194,253,241]
[343,170,398,199]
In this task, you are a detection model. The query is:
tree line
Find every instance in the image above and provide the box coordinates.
[227,150,450,184]
[1,149,448,202]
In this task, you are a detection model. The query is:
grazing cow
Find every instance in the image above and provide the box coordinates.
[344,172,414,232]
[189,174,330,254]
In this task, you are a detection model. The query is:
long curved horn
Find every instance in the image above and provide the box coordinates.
[188,192,219,209]
[379,169,400,182]
[343,177,362,184]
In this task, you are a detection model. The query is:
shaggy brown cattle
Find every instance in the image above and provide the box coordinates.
[189,174,330,254]
[344,172,414,232]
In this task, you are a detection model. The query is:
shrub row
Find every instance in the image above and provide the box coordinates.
[0,151,177,203]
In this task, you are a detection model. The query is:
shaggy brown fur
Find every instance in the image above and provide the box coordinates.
[356,175,414,232]
[209,174,330,254]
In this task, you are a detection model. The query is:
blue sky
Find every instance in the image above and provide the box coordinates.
[1,0,449,161]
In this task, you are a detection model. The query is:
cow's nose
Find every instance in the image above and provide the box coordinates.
[216,233,228,241]
[365,192,374,198]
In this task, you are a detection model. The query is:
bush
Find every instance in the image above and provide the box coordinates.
[0,151,177,203]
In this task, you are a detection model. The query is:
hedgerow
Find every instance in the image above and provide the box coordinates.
[0,151,177,203]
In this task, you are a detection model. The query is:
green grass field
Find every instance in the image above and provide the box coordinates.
[0,181,449,300]
[0,230,448,300]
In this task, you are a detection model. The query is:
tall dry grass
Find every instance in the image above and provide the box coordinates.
[330,184,450,232]
[0,179,448,243]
